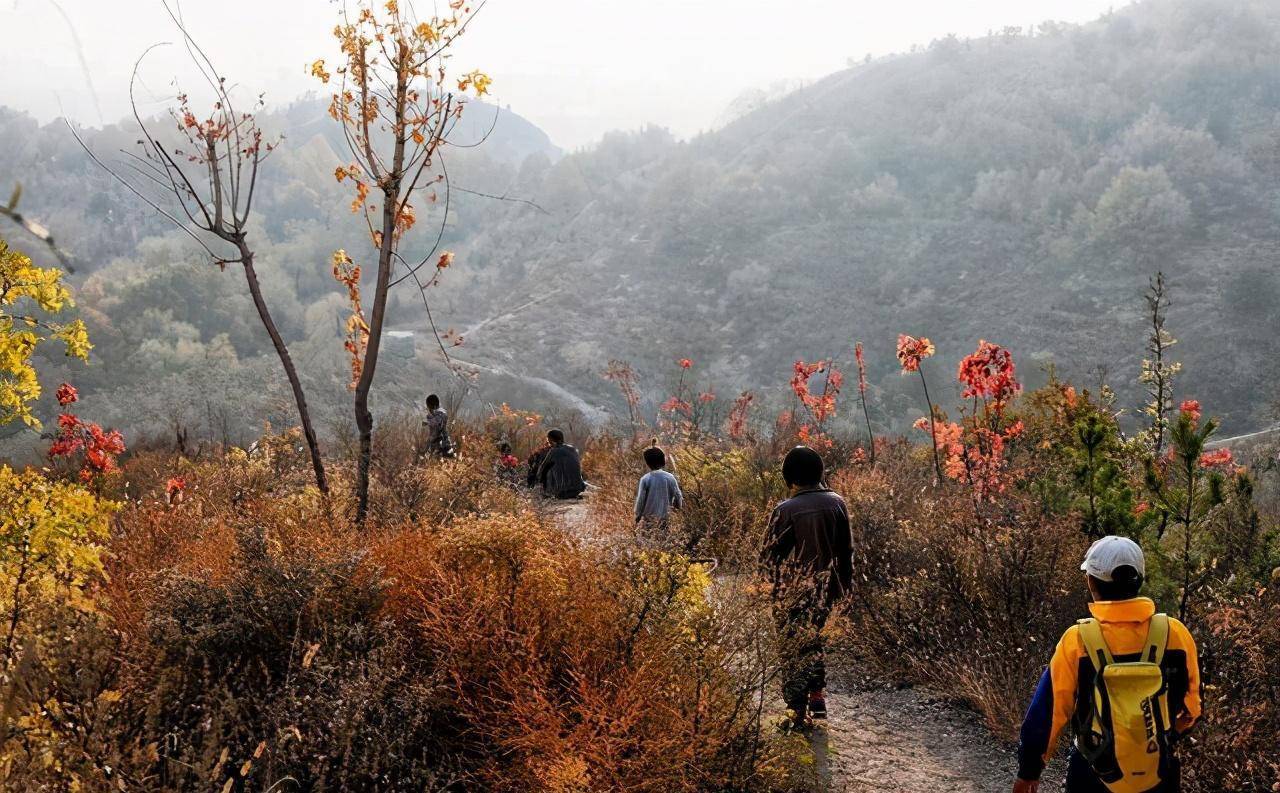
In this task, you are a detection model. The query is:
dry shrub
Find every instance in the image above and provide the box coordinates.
[367,454,522,527]
[1182,580,1280,792]
[583,438,785,567]
[373,512,783,791]
[833,453,1088,737]
[9,433,791,791]
[123,524,457,791]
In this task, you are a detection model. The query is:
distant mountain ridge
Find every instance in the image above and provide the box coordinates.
[443,0,1280,433]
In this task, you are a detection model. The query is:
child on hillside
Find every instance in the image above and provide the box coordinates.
[634,446,683,541]
[1013,536,1201,793]
[422,394,455,459]
[761,446,853,732]
[495,441,521,486]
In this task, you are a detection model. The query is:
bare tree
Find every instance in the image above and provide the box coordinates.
[320,0,489,523]
[70,4,329,494]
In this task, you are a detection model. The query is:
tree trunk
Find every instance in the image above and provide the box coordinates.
[352,59,410,526]
[352,196,399,524]
[4,531,31,665]
[238,243,329,495]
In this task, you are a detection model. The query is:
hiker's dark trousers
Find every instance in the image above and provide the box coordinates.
[774,587,831,713]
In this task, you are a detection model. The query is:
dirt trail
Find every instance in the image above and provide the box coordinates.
[809,680,1063,792]
[545,498,1060,792]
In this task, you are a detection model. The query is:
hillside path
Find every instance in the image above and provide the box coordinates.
[543,498,1063,793]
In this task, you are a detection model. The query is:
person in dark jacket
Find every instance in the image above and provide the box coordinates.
[535,429,586,499]
[761,446,853,731]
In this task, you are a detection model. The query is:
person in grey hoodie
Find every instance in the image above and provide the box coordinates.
[634,446,683,534]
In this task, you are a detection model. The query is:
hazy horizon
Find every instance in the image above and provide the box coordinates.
[3,0,1120,149]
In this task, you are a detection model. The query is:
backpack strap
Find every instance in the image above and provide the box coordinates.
[1144,613,1170,665]
[1076,617,1114,673]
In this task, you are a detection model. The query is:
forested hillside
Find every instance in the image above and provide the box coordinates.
[4,0,1280,448]
[0,98,561,451]
[450,0,1280,435]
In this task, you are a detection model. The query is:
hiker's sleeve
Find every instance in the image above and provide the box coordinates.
[634,476,648,521]
[1019,627,1080,779]
[833,502,853,597]
[1172,619,1202,734]
[760,505,790,570]
[536,451,552,484]
[1017,667,1054,780]
[671,476,683,510]
[1045,627,1081,764]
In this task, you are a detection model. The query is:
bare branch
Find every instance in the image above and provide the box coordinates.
[0,194,77,273]
[65,120,220,260]
[451,185,548,214]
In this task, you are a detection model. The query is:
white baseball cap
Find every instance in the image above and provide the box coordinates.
[1080,536,1146,581]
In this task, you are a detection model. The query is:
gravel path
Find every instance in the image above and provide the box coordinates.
[809,681,1063,792]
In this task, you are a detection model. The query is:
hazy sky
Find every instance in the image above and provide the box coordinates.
[1,0,1120,149]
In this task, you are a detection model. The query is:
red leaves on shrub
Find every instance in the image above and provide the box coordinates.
[896,334,935,372]
[957,339,1020,411]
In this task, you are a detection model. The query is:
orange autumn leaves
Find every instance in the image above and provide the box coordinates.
[332,250,368,389]
[317,0,490,242]
[318,0,490,389]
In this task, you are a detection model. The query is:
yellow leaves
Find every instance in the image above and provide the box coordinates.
[310,59,331,84]
[1,238,73,313]
[0,237,89,428]
[457,70,492,96]
[96,689,122,705]
[411,129,425,145]
[331,250,360,292]
[55,320,91,360]
[335,164,361,185]
[0,463,116,636]
[384,0,398,13]
[415,21,439,44]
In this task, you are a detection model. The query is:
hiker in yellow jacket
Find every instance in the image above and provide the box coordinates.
[1014,536,1201,793]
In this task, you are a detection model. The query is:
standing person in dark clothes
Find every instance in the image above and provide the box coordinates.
[535,429,587,499]
[761,445,853,732]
